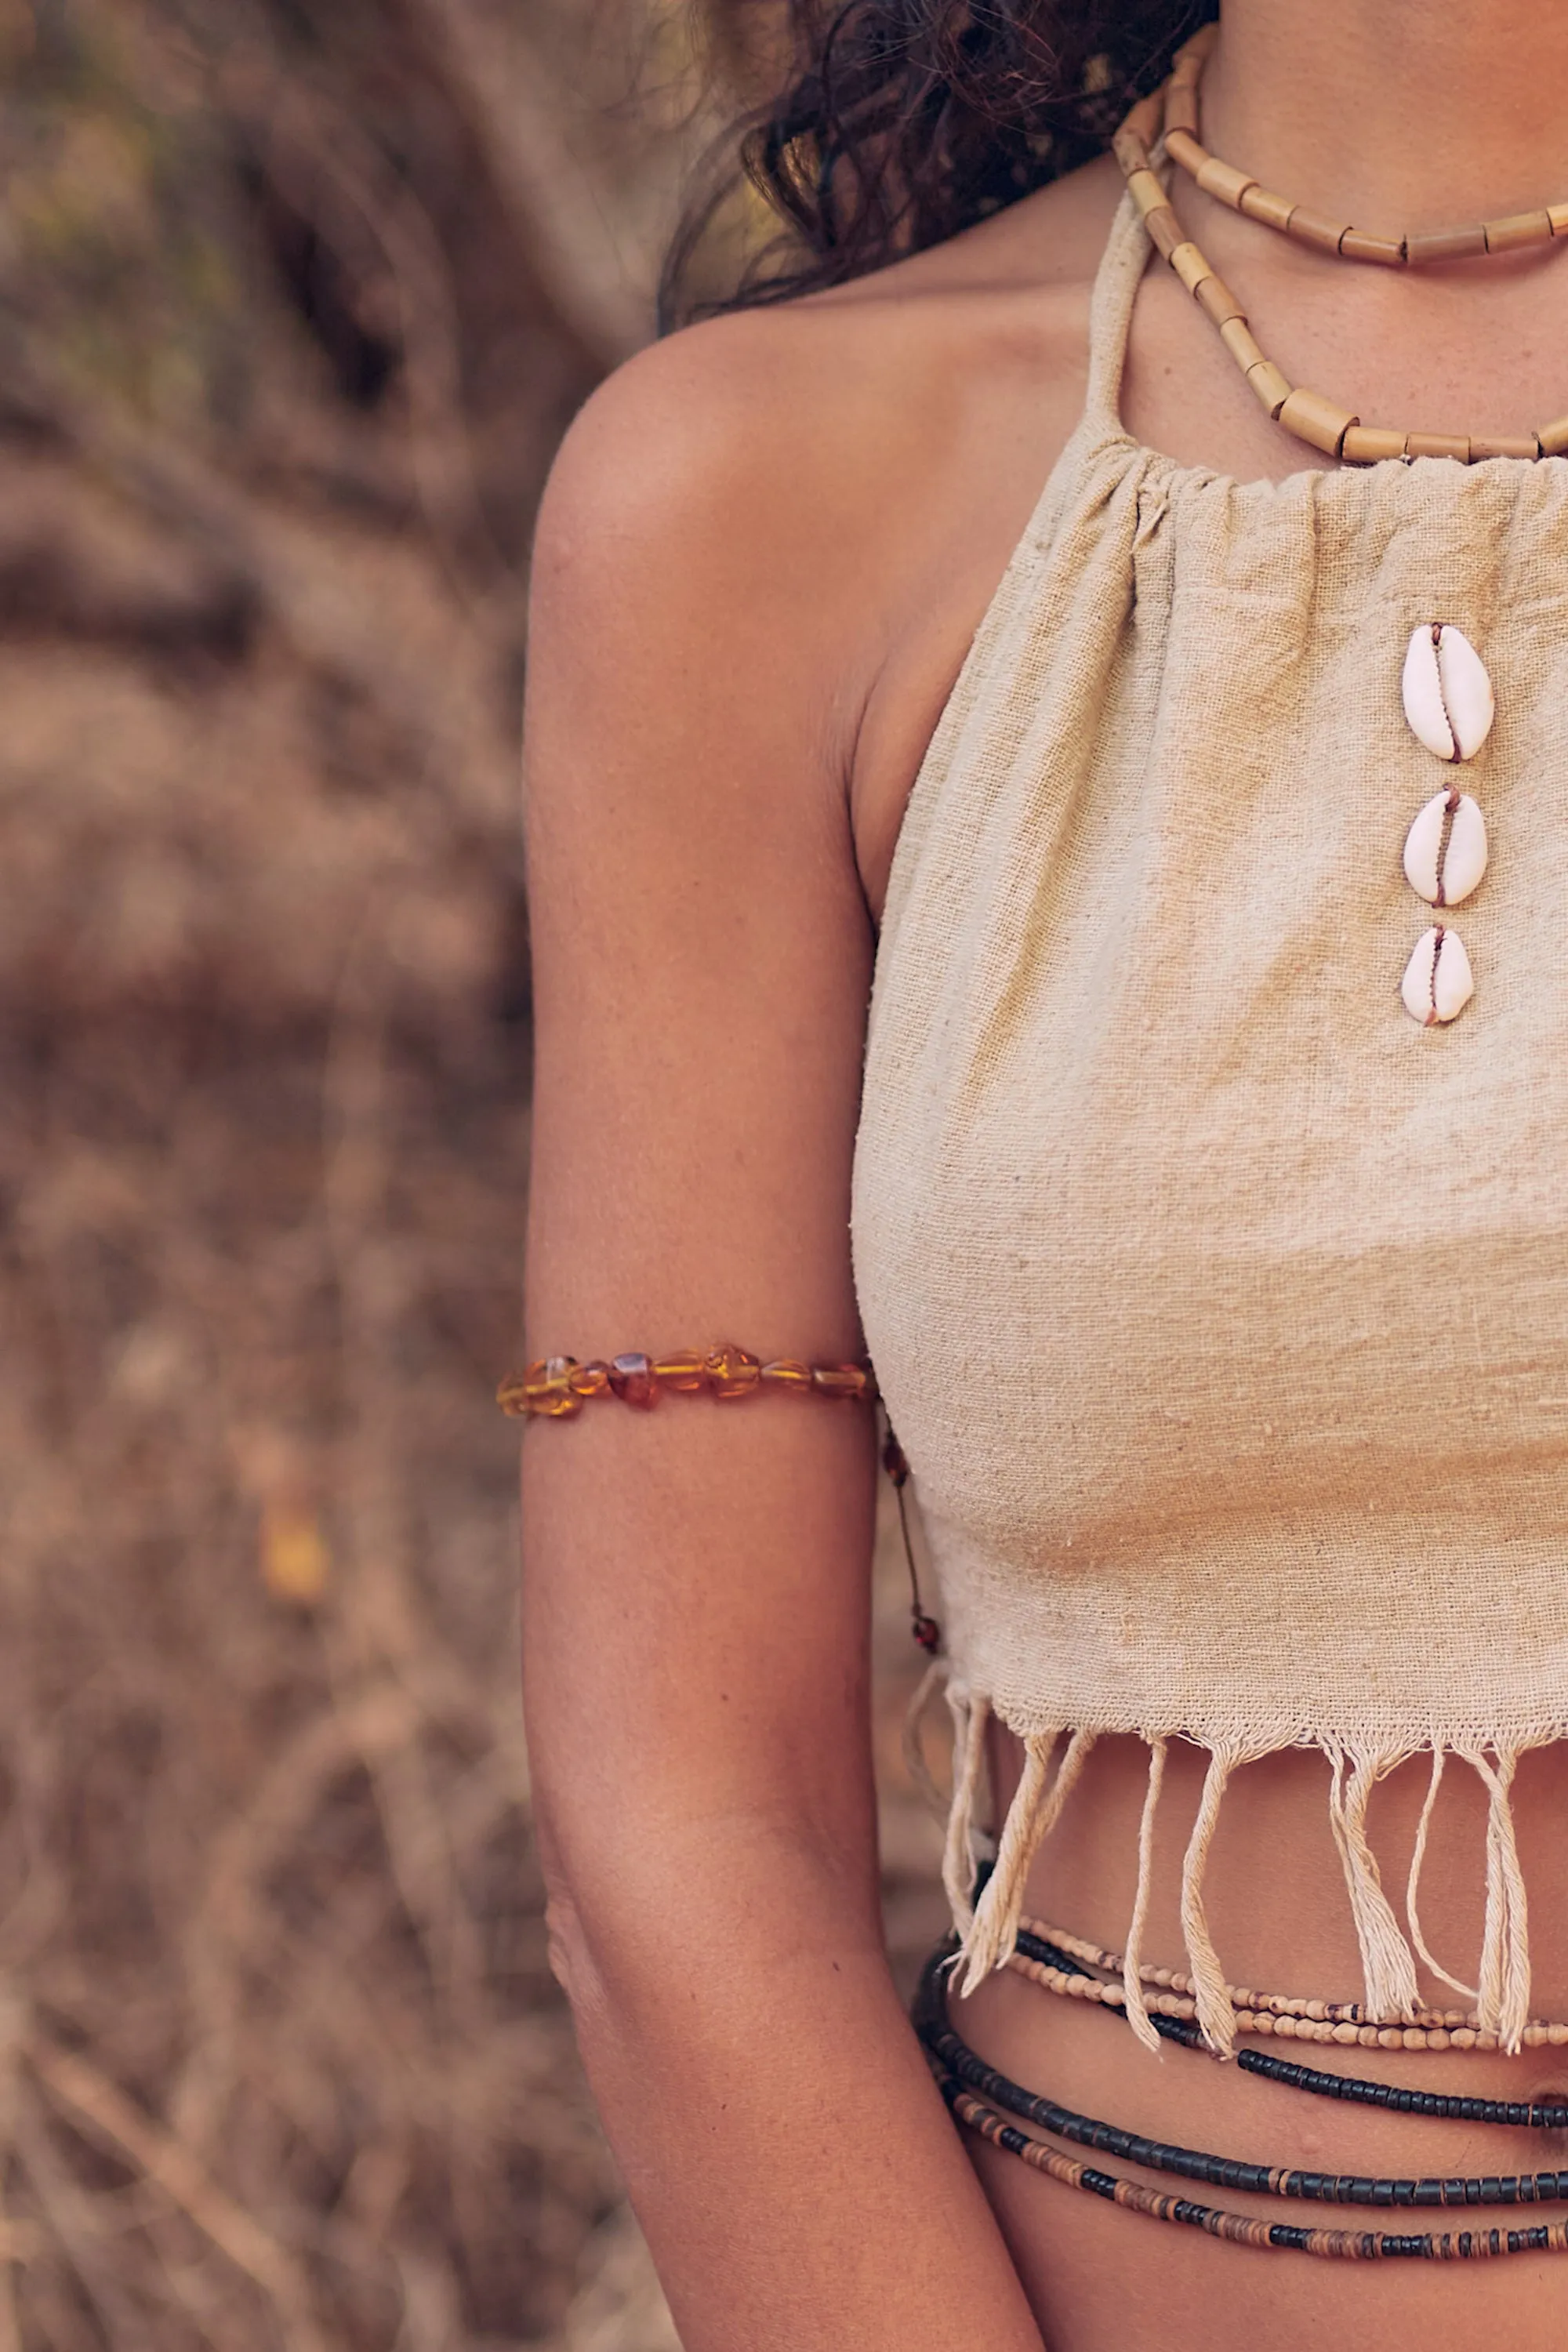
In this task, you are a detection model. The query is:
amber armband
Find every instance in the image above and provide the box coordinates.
[497,1345,877,1420]
[499,1345,942,1653]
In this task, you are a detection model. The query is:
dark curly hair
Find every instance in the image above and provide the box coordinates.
[662,0,1215,323]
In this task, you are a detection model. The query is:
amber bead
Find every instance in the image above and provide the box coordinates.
[652,1350,708,1392]
[760,1358,813,1392]
[532,1356,586,1417]
[813,1363,873,1403]
[704,1343,761,1399]
[608,1352,659,1407]
[499,1359,559,1416]
[570,1361,612,1398]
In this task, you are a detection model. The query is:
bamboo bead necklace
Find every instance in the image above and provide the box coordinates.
[1112,53,1568,463]
[1161,24,1568,271]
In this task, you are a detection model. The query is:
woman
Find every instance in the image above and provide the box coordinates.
[518,2,1568,2343]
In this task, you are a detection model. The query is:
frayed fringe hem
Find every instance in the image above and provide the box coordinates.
[909,1667,1540,2054]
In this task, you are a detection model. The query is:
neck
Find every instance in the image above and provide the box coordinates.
[1201,2,1568,228]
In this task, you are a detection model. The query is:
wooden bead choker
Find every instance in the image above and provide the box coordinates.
[1112,34,1568,463]
[1163,23,1568,271]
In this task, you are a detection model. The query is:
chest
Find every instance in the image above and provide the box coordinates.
[853,458,1568,1550]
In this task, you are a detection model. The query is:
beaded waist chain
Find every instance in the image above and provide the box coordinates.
[915,1930,1568,2264]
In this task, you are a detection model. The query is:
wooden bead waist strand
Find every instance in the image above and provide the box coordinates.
[934,2070,1568,2262]
[1008,1929,1568,2129]
[1112,74,1568,463]
[1017,1916,1568,2048]
[1162,24,1568,270]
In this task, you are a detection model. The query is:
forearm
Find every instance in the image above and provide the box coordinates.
[550,1825,1047,2352]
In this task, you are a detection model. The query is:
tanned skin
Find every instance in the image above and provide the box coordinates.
[524,5,1568,2343]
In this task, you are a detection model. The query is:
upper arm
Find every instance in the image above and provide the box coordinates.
[520,314,887,1930]
[524,314,877,1343]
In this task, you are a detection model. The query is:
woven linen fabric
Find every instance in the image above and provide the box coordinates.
[851,191,1568,2054]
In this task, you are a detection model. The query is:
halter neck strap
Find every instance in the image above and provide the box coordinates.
[1083,188,1153,438]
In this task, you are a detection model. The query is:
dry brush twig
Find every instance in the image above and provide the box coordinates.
[28,2042,331,2352]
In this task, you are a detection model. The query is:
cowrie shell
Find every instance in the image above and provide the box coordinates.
[1401,925,1475,1026]
[1403,789,1488,906]
[1402,623,1494,762]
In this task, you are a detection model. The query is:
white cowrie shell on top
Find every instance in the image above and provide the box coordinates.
[1403,789,1489,907]
[1401,925,1475,1026]
[1402,624,1494,762]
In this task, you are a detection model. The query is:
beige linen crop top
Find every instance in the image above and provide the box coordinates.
[851,190,1568,2058]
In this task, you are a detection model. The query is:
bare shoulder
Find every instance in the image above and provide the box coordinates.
[528,158,1120,911]
[533,157,1120,662]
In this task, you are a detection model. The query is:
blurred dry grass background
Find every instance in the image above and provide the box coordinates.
[0,2,946,2344]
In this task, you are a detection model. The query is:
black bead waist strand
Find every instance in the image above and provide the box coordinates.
[915,1947,1568,2216]
[921,1957,1568,2267]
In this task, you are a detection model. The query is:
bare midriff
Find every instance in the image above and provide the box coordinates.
[953,1732,1568,2350]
